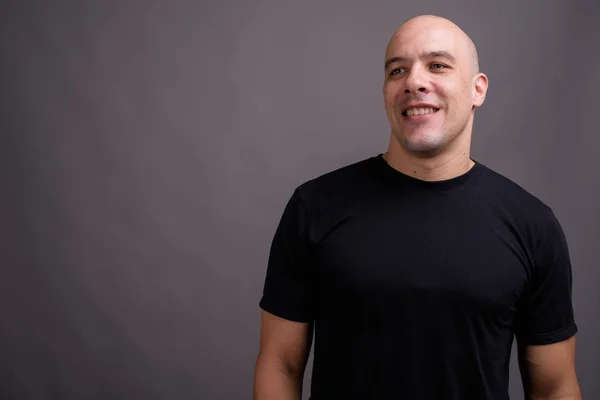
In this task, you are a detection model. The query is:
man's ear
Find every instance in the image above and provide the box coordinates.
[472,72,488,108]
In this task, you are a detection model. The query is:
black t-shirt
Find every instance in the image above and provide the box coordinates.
[259,154,577,400]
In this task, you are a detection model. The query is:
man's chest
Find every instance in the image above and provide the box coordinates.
[312,201,531,317]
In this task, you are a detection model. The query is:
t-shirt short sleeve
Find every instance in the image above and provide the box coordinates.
[514,208,578,345]
[259,189,316,323]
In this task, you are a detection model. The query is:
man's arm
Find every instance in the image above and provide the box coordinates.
[253,310,313,400]
[518,336,582,400]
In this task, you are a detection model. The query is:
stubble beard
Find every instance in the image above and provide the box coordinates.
[393,111,473,158]
[395,127,447,157]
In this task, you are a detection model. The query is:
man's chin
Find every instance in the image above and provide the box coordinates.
[402,138,445,156]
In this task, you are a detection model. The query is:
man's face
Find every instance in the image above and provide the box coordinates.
[383,20,483,155]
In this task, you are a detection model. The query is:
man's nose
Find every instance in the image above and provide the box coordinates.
[404,68,430,94]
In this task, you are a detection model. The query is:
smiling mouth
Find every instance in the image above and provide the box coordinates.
[402,107,440,117]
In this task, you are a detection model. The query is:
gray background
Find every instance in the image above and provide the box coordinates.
[1,1,598,399]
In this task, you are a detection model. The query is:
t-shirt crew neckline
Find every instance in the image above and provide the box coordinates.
[372,153,483,192]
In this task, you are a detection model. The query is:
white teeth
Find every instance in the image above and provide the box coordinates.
[406,107,437,116]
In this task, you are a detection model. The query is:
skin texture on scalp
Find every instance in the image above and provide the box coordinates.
[389,15,480,75]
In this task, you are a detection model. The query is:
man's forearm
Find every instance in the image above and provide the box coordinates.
[528,387,582,400]
[253,357,304,400]
[526,376,582,400]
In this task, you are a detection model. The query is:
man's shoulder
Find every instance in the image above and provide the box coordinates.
[476,160,554,218]
[295,155,379,199]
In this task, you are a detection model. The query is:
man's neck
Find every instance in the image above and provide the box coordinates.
[382,142,475,182]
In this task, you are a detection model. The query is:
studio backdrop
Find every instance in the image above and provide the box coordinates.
[1,1,598,399]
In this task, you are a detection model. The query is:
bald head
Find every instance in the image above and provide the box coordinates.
[386,15,479,75]
[381,14,489,157]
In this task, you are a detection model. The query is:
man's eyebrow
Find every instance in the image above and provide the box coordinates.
[384,51,457,69]
[428,51,457,63]
[384,56,406,70]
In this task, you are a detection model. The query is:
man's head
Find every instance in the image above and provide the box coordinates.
[383,15,488,156]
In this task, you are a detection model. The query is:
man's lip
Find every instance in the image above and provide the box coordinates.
[401,103,440,115]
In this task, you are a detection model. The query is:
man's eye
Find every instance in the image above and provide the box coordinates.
[431,63,445,69]
[390,68,405,76]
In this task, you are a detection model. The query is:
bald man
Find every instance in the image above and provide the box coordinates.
[254,15,580,400]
